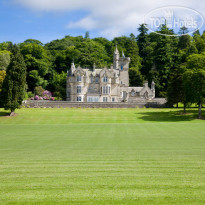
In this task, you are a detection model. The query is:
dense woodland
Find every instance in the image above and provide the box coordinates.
[0,24,205,117]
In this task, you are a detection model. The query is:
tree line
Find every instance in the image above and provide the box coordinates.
[0,24,204,118]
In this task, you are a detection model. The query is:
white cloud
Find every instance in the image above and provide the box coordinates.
[12,0,205,38]
[67,16,98,30]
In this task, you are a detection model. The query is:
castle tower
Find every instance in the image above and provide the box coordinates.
[113,46,119,69]
[118,55,130,87]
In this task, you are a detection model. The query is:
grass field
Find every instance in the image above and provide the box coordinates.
[0,108,205,204]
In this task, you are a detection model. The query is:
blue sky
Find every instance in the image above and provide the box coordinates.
[0,0,205,44]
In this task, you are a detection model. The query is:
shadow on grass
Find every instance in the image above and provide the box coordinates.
[0,111,10,117]
[138,109,203,122]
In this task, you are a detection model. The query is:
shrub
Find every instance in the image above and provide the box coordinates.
[34,95,39,100]
[43,96,49,100]
[43,90,52,97]
[24,91,34,100]
[28,92,34,98]
[42,90,52,100]
[34,86,45,97]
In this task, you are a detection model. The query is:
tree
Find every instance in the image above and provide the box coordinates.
[0,45,27,114]
[186,53,205,70]
[167,65,186,108]
[85,31,90,39]
[178,27,191,50]
[177,27,198,64]
[24,39,43,46]
[0,70,6,92]
[34,86,45,96]
[136,24,149,57]
[183,53,205,118]
[93,37,113,63]
[0,42,13,51]
[129,67,144,86]
[194,31,205,53]
[0,50,11,70]
[136,24,155,79]
[65,46,81,70]
[126,34,142,68]
[20,42,51,91]
[28,70,48,90]
[76,39,109,68]
[183,70,205,119]
[149,24,178,97]
[48,71,67,100]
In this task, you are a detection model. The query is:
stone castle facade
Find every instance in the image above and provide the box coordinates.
[66,47,155,102]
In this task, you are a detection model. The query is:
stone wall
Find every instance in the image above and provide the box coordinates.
[23,98,167,108]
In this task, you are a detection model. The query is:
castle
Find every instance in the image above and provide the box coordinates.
[66,47,155,102]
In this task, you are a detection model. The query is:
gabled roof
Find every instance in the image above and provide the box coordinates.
[73,66,85,76]
[99,67,112,77]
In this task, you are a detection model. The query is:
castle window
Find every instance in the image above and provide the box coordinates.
[90,77,93,83]
[112,97,115,102]
[87,97,99,102]
[77,86,82,94]
[77,75,82,82]
[102,86,110,94]
[96,77,99,83]
[103,97,108,102]
[77,96,82,102]
[121,65,123,70]
[103,76,108,83]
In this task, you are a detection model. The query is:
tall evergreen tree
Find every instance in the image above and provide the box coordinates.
[0,45,27,115]
[149,24,178,97]
[178,27,191,50]
[136,24,149,57]
[136,24,154,79]
[85,31,90,39]
[126,34,142,68]
[129,67,144,86]
[167,65,186,108]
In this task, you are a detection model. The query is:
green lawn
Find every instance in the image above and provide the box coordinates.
[0,108,205,204]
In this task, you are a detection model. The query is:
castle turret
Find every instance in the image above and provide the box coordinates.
[93,63,96,72]
[151,80,155,97]
[144,81,149,87]
[70,62,76,75]
[113,46,119,69]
